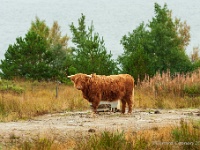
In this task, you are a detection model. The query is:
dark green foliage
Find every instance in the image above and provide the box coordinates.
[192,60,200,71]
[118,23,151,81]
[0,17,71,81]
[148,3,192,74]
[118,3,193,82]
[0,31,54,80]
[0,17,72,81]
[49,44,72,81]
[70,14,118,75]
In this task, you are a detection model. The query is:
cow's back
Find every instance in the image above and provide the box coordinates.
[89,74,134,101]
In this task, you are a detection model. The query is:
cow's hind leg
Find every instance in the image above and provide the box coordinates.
[127,99,133,113]
[121,100,126,114]
[122,96,133,114]
[126,94,133,113]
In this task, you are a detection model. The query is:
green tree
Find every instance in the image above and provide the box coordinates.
[118,3,192,82]
[148,3,192,74]
[29,17,71,80]
[0,31,53,80]
[70,14,118,75]
[0,17,71,81]
[118,23,150,81]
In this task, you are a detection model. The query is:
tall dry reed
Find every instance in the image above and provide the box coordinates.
[138,69,200,96]
[134,69,200,108]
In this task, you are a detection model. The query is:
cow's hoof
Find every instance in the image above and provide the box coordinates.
[90,112,98,118]
[127,112,132,116]
[120,113,125,116]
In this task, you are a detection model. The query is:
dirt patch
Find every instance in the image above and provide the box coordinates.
[0,108,200,143]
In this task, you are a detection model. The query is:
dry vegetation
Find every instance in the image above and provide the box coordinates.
[136,69,200,109]
[1,70,200,149]
[0,80,89,122]
[3,120,200,150]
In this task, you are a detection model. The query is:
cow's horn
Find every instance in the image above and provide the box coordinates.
[67,75,75,78]
[86,75,92,78]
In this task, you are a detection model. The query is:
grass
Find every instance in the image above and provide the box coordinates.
[0,79,24,94]
[107,120,200,150]
[1,69,200,121]
[1,70,200,149]
[0,79,89,122]
[2,120,200,150]
[75,131,134,150]
[171,119,200,150]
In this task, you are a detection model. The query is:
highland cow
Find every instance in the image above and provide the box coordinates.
[68,73,134,113]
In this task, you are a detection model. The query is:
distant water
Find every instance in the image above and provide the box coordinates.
[0,0,200,60]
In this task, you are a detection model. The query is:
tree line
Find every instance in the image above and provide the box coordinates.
[0,3,200,82]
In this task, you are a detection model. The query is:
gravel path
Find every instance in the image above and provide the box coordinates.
[0,108,200,144]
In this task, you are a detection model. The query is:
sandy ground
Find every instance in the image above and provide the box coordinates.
[0,108,200,144]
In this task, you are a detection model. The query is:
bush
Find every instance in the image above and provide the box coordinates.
[0,79,24,94]
[184,84,200,96]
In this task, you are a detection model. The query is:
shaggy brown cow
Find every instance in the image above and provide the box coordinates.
[68,73,134,113]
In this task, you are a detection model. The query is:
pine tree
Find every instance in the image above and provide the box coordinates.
[0,17,71,81]
[0,31,52,80]
[70,14,118,75]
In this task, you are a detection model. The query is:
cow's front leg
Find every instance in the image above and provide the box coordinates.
[91,100,100,114]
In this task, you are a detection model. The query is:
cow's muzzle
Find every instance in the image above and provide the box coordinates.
[76,86,82,90]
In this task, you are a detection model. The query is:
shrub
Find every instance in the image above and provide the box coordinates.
[0,79,24,94]
[184,84,200,96]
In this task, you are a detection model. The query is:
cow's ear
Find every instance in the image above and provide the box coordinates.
[91,73,96,77]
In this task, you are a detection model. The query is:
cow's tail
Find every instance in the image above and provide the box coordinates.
[132,78,135,107]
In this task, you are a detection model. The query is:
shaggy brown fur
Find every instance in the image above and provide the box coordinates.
[68,73,134,113]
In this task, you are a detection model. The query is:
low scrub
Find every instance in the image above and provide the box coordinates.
[0,79,24,94]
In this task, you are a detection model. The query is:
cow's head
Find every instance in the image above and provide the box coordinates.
[67,73,92,90]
